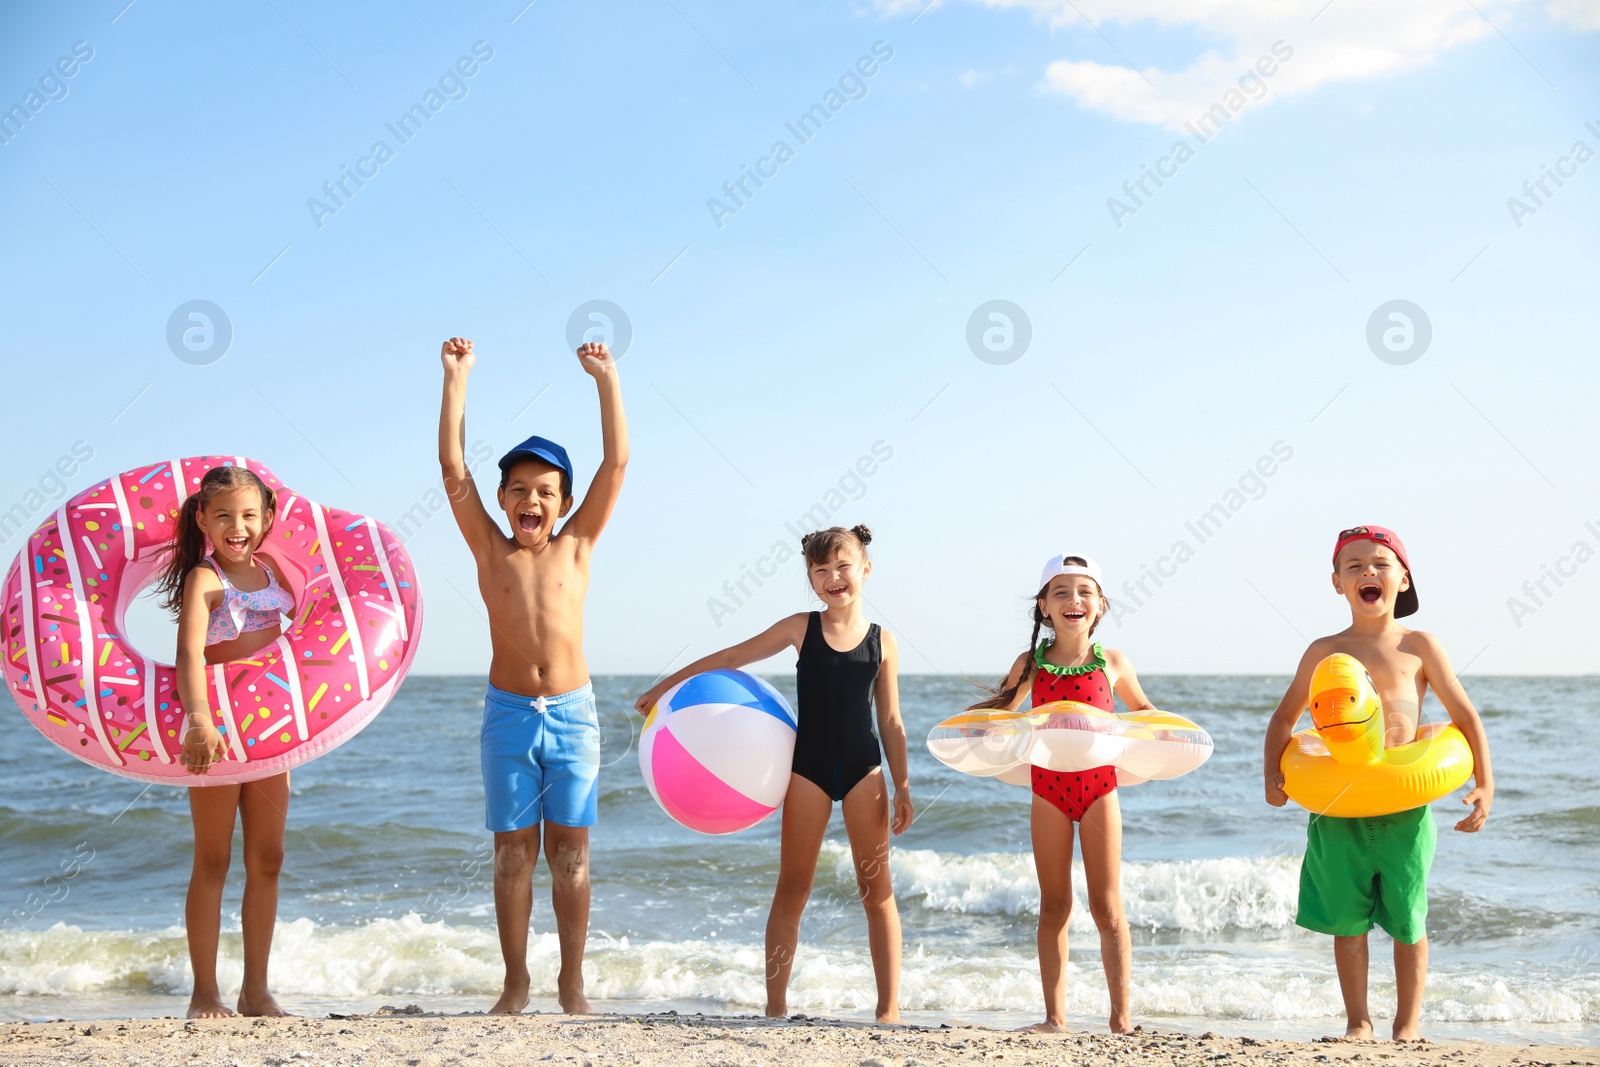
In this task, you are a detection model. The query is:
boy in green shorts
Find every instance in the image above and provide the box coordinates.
[1263,526,1494,1041]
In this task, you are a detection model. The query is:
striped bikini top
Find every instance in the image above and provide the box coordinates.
[204,556,295,645]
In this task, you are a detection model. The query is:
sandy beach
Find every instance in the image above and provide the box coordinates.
[2,1012,1593,1067]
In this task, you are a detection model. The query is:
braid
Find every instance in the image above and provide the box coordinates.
[970,602,1045,710]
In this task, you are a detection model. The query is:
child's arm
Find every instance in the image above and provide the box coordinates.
[967,651,1034,711]
[1105,649,1156,711]
[559,343,628,545]
[874,630,914,835]
[632,613,808,715]
[438,337,500,559]
[1262,642,1328,806]
[174,569,227,775]
[1416,633,1494,831]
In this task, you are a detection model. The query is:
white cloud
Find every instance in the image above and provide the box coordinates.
[882,0,1587,129]
[1546,0,1600,29]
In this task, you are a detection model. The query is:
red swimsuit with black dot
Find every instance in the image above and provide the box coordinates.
[1031,643,1117,822]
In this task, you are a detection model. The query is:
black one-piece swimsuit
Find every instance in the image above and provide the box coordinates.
[792,611,883,802]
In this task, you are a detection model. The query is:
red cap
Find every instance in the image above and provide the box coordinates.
[1332,525,1418,618]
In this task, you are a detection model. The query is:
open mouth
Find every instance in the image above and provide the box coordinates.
[1063,610,1086,622]
[224,536,250,553]
[516,511,542,535]
[1359,582,1382,605]
[825,584,848,597]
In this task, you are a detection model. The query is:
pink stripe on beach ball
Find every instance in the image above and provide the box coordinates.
[651,726,774,835]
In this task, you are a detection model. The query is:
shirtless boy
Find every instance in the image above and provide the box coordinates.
[1264,526,1493,1042]
[438,336,627,1014]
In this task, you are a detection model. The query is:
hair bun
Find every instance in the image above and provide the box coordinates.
[851,524,873,546]
[799,531,816,549]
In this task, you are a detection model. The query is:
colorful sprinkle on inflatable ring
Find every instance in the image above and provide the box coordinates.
[2,456,422,785]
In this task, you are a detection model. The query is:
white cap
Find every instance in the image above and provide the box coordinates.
[1038,553,1103,593]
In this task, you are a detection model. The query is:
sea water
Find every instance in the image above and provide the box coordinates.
[1,674,1595,1044]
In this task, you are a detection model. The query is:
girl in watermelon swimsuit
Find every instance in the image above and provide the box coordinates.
[972,553,1157,1034]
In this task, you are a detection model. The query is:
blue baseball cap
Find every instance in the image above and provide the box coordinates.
[498,435,574,496]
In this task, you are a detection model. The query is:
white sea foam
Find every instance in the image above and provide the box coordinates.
[831,843,1302,932]
[2,916,1596,1023]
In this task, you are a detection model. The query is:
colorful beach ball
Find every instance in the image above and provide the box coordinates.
[639,669,797,834]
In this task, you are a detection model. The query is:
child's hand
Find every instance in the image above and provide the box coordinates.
[576,341,615,377]
[1264,771,1289,807]
[441,337,475,375]
[182,720,227,776]
[634,683,666,717]
[1455,784,1491,832]
[891,788,914,835]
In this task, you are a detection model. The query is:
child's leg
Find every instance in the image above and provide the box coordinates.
[1027,795,1075,1032]
[841,768,900,1024]
[490,825,541,1014]
[764,774,832,1018]
[186,783,242,1019]
[1392,935,1428,1041]
[1079,789,1131,1033]
[544,822,592,1014]
[236,773,290,1017]
[1375,806,1435,1042]
[1332,934,1374,1039]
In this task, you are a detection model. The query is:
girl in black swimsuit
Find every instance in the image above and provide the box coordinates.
[635,525,914,1023]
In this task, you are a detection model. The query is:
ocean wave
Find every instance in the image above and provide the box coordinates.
[2,917,1596,1022]
[835,845,1302,933]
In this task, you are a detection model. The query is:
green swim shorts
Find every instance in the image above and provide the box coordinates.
[1296,805,1437,944]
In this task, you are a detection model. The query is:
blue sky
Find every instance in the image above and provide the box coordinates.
[1,1,1596,680]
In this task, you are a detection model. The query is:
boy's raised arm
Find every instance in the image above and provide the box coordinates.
[1417,633,1494,831]
[562,342,628,545]
[438,337,500,558]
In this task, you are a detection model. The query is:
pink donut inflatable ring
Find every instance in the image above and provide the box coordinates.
[2,456,423,785]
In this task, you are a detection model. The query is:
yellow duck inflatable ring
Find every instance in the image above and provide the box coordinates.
[1281,653,1473,818]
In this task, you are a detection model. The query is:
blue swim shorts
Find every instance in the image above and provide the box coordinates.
[480,681,601,832]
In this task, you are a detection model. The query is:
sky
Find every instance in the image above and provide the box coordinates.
[1,0,1596,680]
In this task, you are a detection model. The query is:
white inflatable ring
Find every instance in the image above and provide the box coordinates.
[927,701,1213,787]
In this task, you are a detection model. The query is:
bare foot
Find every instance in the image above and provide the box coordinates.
[1016,1020,1067,1033]
[1392,1024,1426,1043]
[1337,1021,1375,1042]
[1109,1018,1134,1034]
[557,966,591,1014]
[875,1008,900,1024]
[764,1002,787,1019]
[186,993,235,1019]
[489,973,531,1016]
[236,989,289,1017]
